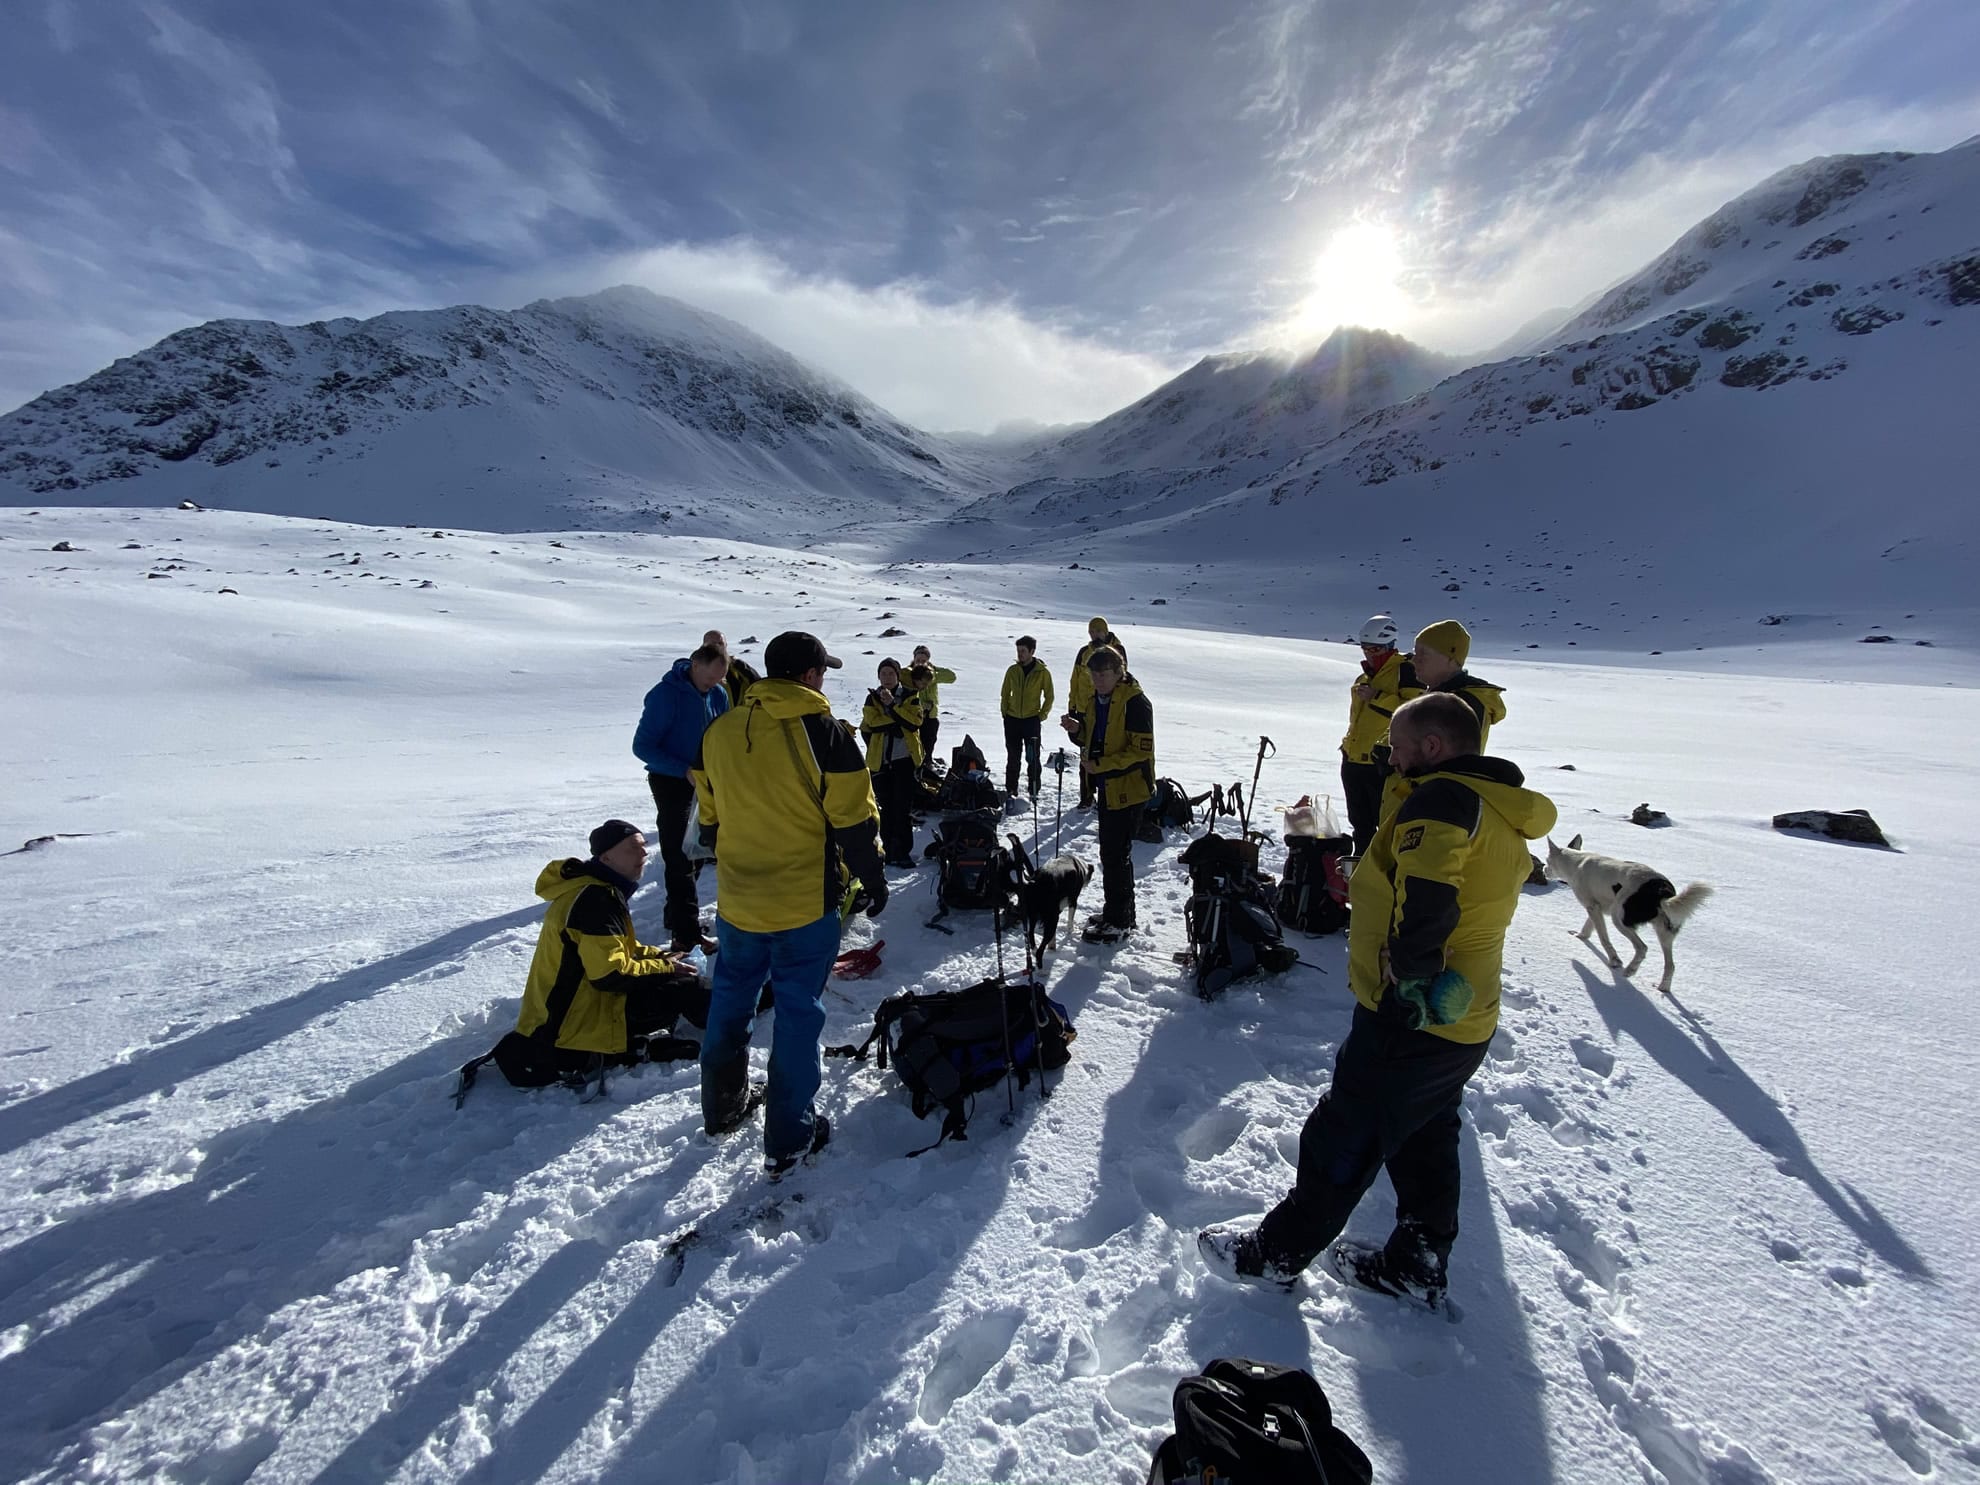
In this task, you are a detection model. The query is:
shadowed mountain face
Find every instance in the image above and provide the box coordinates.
[0,286,1004,536]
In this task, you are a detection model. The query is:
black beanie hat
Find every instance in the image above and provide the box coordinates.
[589,819,641,857]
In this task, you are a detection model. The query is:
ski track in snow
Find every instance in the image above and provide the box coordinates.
[1,508,1977,1482]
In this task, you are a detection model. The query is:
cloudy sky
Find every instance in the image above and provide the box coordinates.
[2,0,1976,429]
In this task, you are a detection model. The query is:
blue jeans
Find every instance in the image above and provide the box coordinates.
[700,911,841,1159]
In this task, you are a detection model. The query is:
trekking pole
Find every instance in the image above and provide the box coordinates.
[1242,736,1275,836]
[994,906,1018,1122]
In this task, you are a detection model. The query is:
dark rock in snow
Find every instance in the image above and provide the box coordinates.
[1773,809,1890,847]
[1860,634,1896,643]
[1526,854,1550,887]
[879,626,907,638]
[177,500,202,510]
[51,540,74,552]
[1630,803,1670,827]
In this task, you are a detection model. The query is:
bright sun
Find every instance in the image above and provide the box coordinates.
[1285,222,1411,343]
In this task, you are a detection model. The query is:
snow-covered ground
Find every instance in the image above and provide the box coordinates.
[3,507,1977,1483]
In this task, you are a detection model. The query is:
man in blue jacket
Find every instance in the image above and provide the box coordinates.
[634,642,730,953]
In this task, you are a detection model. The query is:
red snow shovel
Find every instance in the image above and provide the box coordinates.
[833,942,884,979]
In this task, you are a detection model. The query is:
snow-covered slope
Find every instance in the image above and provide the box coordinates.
[0,287,1001,536]
[2,507,1976,1484]
[924,139,1980,647]
[1023,328,1461,481]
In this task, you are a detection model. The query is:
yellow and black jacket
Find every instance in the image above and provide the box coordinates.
[722,656,762,709]
[860,686,926,770]
[1349,756,1557,1045]
[1341,650,1407,763]
[517,859,680,1054]
[1398,663,1508,751]
[692,678,884,933]
[1066,634,1128,717]
[1000,659,1055,720]
[1069,674,1155,811]
[914,665,957,719]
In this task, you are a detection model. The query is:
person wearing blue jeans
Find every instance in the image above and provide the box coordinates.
[690,631,889,1174]
[698,912,842,1159]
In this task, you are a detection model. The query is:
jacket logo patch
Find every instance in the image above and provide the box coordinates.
[1397,824,1425,853]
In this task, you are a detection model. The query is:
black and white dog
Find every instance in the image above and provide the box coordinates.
[1546,834,1712,995]
[1019,852,1094,959]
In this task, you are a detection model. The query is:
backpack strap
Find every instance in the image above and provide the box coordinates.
[906,1098,972,1157]
[453,1049,499,1109]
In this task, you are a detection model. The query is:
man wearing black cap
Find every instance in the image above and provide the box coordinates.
[690,631,888,1175]
[513,820,710,1073]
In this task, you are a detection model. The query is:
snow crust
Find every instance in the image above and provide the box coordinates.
[3,506,1977,1484]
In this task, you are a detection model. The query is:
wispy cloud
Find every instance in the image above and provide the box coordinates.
[1,0,1976,425]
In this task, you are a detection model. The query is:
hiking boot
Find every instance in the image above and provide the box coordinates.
[706,1080,767,1137]
[1197,1227,1297,1292]
[765,1114,830,1180]
[640,1034,700,1064]
[1082,920,1131,945]
[1324,1239,1447,1313]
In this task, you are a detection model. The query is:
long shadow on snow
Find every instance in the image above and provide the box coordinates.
[0,903,545,1160]
[453,1072,1024,1484]
[1572,963,1932,1280]
[1334,1129,1558,1483]
[0,1012,670,1481]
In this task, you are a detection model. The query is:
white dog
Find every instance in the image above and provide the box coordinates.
[1545,834,1712,995]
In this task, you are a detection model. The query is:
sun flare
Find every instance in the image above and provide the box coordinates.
[1285,222,1411,343]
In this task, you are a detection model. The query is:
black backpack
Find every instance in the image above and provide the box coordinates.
[1136,777,1199,843]
[827,978,1077,1153]
[1148,1358,1372,1485]
[939,770,1005,812]
[1179,832,1297,999]
[1277,834,1353,936]
[925,812,1018,928]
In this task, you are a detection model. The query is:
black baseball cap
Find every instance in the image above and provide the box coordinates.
[764,630,843,679]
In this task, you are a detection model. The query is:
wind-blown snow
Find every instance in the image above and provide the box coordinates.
[2,507,1976,1484]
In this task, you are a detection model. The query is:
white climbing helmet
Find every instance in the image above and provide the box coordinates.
[1359,614,1399,648]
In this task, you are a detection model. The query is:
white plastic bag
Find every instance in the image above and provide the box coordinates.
[1282,793,1343,839]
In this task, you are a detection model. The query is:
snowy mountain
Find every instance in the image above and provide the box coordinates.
[1024,327,1462,480]
[931,139,1980,642]
[0,286,1001,536]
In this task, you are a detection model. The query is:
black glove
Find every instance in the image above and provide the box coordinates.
[698,823,718,856]
[861,877,889,918]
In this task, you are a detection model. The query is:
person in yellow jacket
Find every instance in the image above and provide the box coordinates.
[1401,619,1506,748]
[1200,693,1556,1309]
[514,819,710,1071]
[999,634,1055,802]
[690,631,888,1172]
[1067,618,1129,807]
[861,657,926,867]
[909,644,956,772]
[1061,646,1153,940]
[1340,614,1406,853]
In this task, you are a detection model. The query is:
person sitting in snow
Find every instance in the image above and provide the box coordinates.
[1199,695,1556,1310]
[633,641,729,954]
[514,820,709,1073]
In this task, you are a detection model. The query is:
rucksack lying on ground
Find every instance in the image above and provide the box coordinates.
[1147,1358,1371,1485]
[826,977,1076,1154]
[1277,833,1353,936]
[923,811,1019,929]
[938,735,1004,811]
[1178,831,1297,998]
[1136,777,1207,843]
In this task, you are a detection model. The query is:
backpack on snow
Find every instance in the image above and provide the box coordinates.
[1276,834,1354,937]
[923,812,1018,929]
[1147,1358,1371,1485]
[1179,832,1297,999]
[826,977,1076,1154]
[1136,777,1201,843]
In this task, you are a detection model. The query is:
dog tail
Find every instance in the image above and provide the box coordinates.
[1660,882,1712,930]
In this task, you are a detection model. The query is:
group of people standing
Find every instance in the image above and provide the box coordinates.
[511,608,1559,1313]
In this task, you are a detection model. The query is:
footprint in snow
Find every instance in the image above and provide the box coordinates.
[1178,1104,1247,1162]
[916,1309,1023,1424]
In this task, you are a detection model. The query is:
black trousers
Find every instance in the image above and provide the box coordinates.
[919,715,940,768]
[1003,716,1042,796]
[1341,759,1385,854]
[647,771,703,944]
[1096,796,1138,926]
[874,758,919,862]
[1255,1001,1491,1279]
